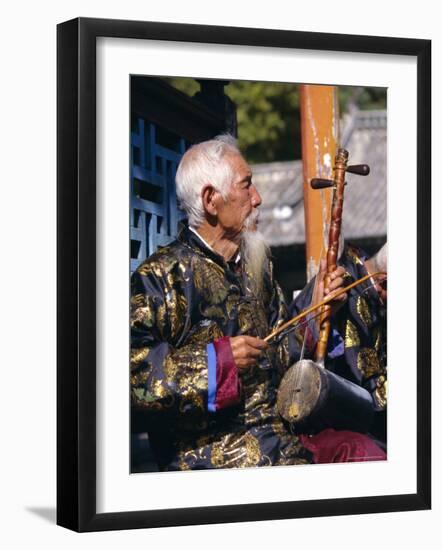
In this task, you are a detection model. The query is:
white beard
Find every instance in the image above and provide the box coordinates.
[241,211,269,296]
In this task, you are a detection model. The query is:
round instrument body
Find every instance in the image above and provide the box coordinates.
[277,360,322,424]
[277,359,375,434]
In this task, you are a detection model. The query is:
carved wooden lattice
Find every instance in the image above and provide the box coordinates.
[130,119,187,272]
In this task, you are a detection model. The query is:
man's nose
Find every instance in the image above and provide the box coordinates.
[250,185,262,207]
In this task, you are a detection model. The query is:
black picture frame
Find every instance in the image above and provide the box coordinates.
[57,17,431,532]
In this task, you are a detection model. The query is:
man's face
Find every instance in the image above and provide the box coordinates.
[215,153,262,240]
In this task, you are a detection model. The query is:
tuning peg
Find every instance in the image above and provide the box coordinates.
[310,178,334,189]
[346,164,370,176]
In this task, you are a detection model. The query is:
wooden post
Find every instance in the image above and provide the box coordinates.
[300,85,339,281]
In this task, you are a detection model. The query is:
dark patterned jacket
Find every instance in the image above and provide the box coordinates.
[130,226,312,470]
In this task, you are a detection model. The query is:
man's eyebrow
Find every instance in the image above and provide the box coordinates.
[238,174,253,184]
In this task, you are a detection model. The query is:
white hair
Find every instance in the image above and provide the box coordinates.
[175,134,241,227]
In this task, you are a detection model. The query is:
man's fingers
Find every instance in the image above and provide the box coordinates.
[246,346,265,358]
[233,344,265,359]
[229,336,268,368]
[236,357,257,369]
[325,287,348,302]
[240,335,269,349]
[325,276,345,293]
[325,266,349,294]
[328,266,345,279]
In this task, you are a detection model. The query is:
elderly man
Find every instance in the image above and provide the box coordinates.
[130,135,385,471]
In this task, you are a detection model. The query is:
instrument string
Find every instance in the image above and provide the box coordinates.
[291,247,325,408]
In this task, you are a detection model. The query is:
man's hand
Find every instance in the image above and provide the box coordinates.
[229,335,269,370]
[312,258,348,314]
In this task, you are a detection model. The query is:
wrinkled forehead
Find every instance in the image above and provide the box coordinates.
[225,151,251,177]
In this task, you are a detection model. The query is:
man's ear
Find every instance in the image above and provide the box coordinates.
[201,184,218,216]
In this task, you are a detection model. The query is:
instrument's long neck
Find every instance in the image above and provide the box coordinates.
[315,148,349,364]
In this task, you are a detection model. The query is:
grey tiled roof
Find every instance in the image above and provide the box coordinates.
[252,110,387,246]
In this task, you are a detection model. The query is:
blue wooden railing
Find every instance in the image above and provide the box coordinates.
[130,119,187,272]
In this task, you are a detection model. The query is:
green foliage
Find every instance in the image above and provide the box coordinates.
[164,77,387,164]
[164,77,301,162]
[166,77,199,97]
[226,81,301,163]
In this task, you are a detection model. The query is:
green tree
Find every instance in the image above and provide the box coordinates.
[165,77,301,162]
[226,81,301,163]
[165,78,386,163]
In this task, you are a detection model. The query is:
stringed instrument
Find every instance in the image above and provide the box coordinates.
[275,148,380,434]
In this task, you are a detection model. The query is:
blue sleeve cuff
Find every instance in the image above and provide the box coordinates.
[207,343,217,412]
